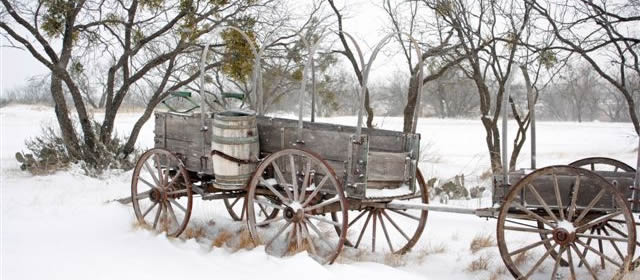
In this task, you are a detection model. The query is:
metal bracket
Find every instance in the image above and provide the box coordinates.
[346,134,368,198]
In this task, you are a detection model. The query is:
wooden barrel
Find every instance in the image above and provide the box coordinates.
[211,111,259,189]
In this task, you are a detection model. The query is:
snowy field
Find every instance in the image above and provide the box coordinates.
[2,105,640,280]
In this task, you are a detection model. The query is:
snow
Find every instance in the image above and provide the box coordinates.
[1,105,639,280]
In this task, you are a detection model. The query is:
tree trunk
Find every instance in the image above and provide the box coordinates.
[122,105,155,157]
[402,75,419,133]
[50,75,82,159]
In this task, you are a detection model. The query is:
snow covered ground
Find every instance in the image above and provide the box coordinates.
[1,105,639,280]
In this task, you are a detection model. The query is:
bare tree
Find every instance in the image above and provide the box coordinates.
[527,0,640,135]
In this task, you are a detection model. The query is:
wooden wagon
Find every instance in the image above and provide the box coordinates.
[128,30,640,279]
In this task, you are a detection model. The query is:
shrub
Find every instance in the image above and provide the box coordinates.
[470,234,495,253]
[467,255,490,272]
[15,122,139,176]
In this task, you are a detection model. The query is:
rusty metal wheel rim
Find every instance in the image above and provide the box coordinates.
[497,165,636,280]
[569,157,636,173]
[131,148,193,237]
[331,168,429,255]
[246,148,348,264]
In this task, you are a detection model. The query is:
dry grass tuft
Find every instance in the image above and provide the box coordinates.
[513,250,530,267]
[285,229,311,255]
[183,226,207,240]
[470,234,495,253]
[229,228,256,252]
[211,230,233,248]
[467,255,490,272]
[383,253,407,267]
[488,267,507,280]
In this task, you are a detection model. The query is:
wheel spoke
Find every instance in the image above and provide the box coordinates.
[504,225,553,234]
[567,175,582,222]
[304,196,340,213]
[265,221,291,249]
[512,203,556,228]
[505,219,540,229]
[574,189,607,224]
[571,244,600,280]
[576,233,629,243]
[295,223,303,252]
[371,211,377,253]
[284,223,295,256]
[578,228,595,267]
[166,201,180,230]
[259,177,290,205]
[596,229,605,269]
[527,183,559,222]
[552,171,566,221]
[523,242,557,279]
[551,246,567,280]
[300,160,311,203]
[138,177,159,190]
[168,198,187,213]
[142,202,158,218]
[378,212,394,252]
[355,211,373,248]
[305,217,333,250]
[306,214,342,227]
[576,211,623,232]
[153,154,166,187]
[254,196,286,210]
[567,245,577,280]
[575,238,622,268]
[601,227,625,261]
[256,216,283,227]
[258,203,269,218]
[165,172,182,189]
[144,161,160,185]
[300,221,317,256]
[508,237,553,256]
[348,210,369,227]
[230,196,242,208]
[271,161,293,201]
[289,155,299,202]
[381,210,410,241]
[388,209,421,221]
[152,204,163,229]
[302,175,329,207]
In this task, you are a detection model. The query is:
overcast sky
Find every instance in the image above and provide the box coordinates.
[0,0,403,94]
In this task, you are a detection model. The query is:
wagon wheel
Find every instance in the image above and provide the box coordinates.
[535,158,636,267]
[497,165,636,280]
[223,195,279,222]
[246,149,348,264]
[569,157,636,173]
[330,168,429,254]
[131,148,193,237]
[569,157,640,270]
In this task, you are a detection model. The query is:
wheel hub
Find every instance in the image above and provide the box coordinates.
[552,227,575,246]
[149,189,166,203]
[283,204,304,223]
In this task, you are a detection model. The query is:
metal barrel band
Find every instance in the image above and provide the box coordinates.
[211,150,259,164]
[211,121,257,130]
[211,135,259,145]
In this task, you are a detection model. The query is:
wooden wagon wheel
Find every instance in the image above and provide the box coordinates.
[131,148,193,237]
[497,165,636,280]
[223,195,279,222]
[569,157,636,173]
[330,168,429,254]
[569,157,640,270]
[246,149,348,264]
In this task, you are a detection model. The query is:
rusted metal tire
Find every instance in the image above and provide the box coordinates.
[246,148,348,264]
[223,195,279,222]
[497,165,636,280]
[569,157,636,173]
[131,148,193,237]
[330,168,429,254]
